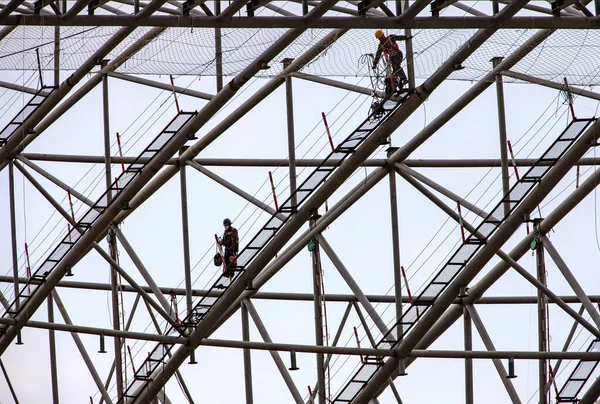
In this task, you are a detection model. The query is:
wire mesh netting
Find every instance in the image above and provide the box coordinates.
[3,26,600,85]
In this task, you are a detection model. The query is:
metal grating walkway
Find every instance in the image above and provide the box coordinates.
[119,94,410,403]
[0,111,197,336]
[332,118,596,403]
[0,86,56,147]
[556,339,600,402]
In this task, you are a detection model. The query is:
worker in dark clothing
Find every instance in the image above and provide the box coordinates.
[372,30,411,95]
[220,218,239,277]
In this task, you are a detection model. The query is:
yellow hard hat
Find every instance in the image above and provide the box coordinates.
[375,30,384,39]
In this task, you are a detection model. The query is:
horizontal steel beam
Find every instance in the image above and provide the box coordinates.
[3,15,600,28]
[20,153,600,168]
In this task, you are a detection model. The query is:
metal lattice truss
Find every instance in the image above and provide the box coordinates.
[2,1,600,404]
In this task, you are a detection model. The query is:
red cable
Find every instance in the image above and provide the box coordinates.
[353,327,364,364]
[268,171,279,210]
[321,112,335,152]
[457,202,466,242]
[116,132,125,173]
[170,75,181,114]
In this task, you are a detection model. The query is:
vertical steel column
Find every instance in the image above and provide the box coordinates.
[491,57,511,217]
[535,223,549,404]
[241,300,254,404]
[493,0,500,13]
[8,161,20,315]
[464,305,474,404]
[396,0,402,14]
[310,213,326,404]
[53,22,59,86]
[178,148,196,364]
[388,150,403,339]
[50,27,61,402]
[283,58,297,208]
[102,66,124,400]
[215,0,223,91]
[48,297,59,404]
[403,0,415,87]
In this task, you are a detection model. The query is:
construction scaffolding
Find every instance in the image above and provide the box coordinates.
[1,1,600,404]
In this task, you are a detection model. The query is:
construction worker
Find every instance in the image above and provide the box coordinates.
[372,30,411,95]
[220,218,239,277]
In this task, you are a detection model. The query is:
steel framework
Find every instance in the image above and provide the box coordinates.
[1,1,600,404]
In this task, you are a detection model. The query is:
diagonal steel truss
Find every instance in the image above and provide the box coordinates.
[2,1,600,404]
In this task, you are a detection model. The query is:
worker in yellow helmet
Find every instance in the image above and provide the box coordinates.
[372,30,411,94]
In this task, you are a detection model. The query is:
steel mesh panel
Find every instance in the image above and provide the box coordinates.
[79,208,101,225]
[246,228,275,249]
[449,243,479,264]
[126,378,148,394]
[294,189,312,205]
[146,132,173,152]
[356,120,380,132]
[571,361,597,379]
[48,241,71,262]
[336,381,365,402]
[116,171,137,188]
[30,95,46,104]
[590,340,600,352]
[476,221,498,238]
[558,120,590,141]
[354,364,380,382]
[0,123,18,140]
[94,193,110,209]
[214,276,232,289]
[543,140,573,160]
[487,204,508,223]
[235,249,256,266]
[560,380,585,398]
[434,263,463,284]
[15,105,37,123]
[148,343,171,362]
[419,282,446,299]
[507,181,534,202]
[321,152,346,166]
[524,165,549,179]
[37,260,57,275]
[338,138,362,149]
[138,150,156,160]
[264,215,284,229]
[302,169,330,190]
[129,163,145,171]
[164,113,193,132]
[400,305,420,324]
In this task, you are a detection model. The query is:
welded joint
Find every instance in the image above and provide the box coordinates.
[415,84,431,101]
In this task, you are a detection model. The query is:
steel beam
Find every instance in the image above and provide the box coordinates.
[541,235,600,328]
[467,305,522,404]
[108,72,213,100]
[535,226,549,404]
[503,70,600,101]
[244,300,304,404]
[7,15,600,29]
[241,300,254,404]
[20,154,600,168]
[388,159,403,340]
[318,236,389,336]
[52,291,113,404]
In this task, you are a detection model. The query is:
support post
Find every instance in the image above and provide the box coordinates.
[283,57,297,209]
[48,297,59,404]
[466,305,522,404]
[8,161,20,314]
[244,300,304,404]
[241,300,254,404]
[403,0,415,88]
[310,212,326,404]
[215,0,223,91]
[491,56,511,217]
[534,221,549,404]
[52,291,114,404]
[388,150,403,340]
[464,304,473,404]
[178,147,195,364]
[102,63,124,401]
